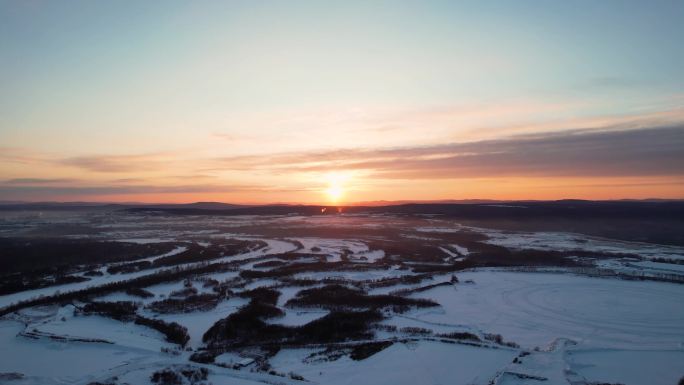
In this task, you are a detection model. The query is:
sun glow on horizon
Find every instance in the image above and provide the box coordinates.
[324,172,351,204]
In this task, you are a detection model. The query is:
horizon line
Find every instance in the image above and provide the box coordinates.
[2,197,684,207]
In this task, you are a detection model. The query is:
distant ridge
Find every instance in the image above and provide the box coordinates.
[0,201,248,211]
[1,199,683,212]
[346,199,507,206]
[136,201,247,210]
[120,200,684,220]
[0,198,684,211]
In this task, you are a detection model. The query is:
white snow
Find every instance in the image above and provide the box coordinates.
[36,308,171,351]
[449,244,470,256]
[0,319,164,381]
[438,246,466,261]
[565,348,684,385]
[269,341,516,385]
[415,226,463,233]
[266,309,329,326]
[114,237,175,244]
[215,351,246,366]
[3,213,684,385]
[480,229,684,260]
[293,238,370,262]
[131,245,188,263]
[349,249,385,263]
[494,339,574,385]
[408,271,684,350]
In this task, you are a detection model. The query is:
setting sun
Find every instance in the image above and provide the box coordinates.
[326,184,343,203]
[324,173,349,203]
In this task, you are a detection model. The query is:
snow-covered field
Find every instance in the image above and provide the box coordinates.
[1,212,683,385]
[407,271,684,349]
[479,228,684,260]
[269,341,517,385]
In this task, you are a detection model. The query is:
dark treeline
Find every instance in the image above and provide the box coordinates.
[154,240,263,267]
[194,283,439,359]
[252,260,288,268]
[150,366,208,385]
[651,257,684,265]
[285,284,439,312]
[0,262,233,317]
[107,240,263,274]
[363,273,434,289]
[201,288,285,350]
[240,260,387,280]
[236,287,281,305]
[198,285,388,356]
[405,243,601,274]
[390,281,454,296]
[125,287,154,298]
[349,341,394,360]
[147,294,221,314]
[0,274,90,296]
[0,238,270,313]
[201,303,384,355]
[82,301,138,321]
[135,316,190,346]
[0,238,178,275]
[0,238,180,295]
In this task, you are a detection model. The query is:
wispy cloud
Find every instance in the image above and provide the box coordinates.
[3,178,79,184]
[212,125,684,179]
[59,154,174,173]
[0,184,261,200]
[0,147,49,164]
[0,180,315,200]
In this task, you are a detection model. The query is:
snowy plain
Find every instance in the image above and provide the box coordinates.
[0,211,683,385]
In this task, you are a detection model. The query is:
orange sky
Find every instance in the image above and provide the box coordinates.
[2,107,684,204]
[93,178,684,205]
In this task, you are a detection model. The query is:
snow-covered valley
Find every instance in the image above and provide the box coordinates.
[0,210,683,385]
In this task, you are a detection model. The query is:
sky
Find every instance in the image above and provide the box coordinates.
[1,0,683,204]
